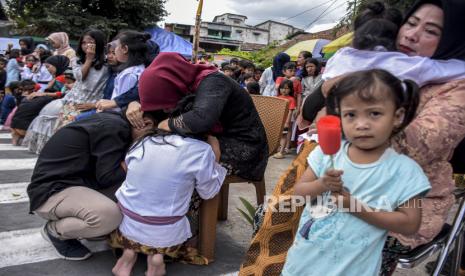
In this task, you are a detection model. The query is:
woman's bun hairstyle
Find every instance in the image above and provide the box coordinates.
[354,1,403,30]
[366,1,385,14]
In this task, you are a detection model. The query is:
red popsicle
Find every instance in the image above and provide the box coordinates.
[317,115,342,155]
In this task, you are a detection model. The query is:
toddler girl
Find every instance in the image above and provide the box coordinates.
[273,79,296,159]
[282,69,431,275]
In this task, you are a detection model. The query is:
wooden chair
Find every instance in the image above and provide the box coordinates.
[199,95,289,262]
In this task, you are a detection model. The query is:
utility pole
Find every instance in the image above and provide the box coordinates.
[192,0,204,63]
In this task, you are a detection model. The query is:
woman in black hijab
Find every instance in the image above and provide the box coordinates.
[10,55,70,145]
[42,55,70,78]
[303,0,465,274]
[380,1,465,274]
[240,1,465,275]
[259,52,290,96]
[19,37,35,56]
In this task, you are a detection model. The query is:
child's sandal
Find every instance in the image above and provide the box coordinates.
[273,152,285,159]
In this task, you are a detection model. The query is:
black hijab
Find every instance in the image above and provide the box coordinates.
[44,55,70,76]
[19,37,35,55]
[403,0,465,60]
[272,52,291,81]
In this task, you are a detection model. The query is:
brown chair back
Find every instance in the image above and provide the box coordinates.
[251,95,289,156]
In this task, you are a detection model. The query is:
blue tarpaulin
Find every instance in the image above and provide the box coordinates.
[145,26,193,58]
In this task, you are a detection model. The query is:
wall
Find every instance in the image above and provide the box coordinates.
[231,26,268,45]
[268,22,294,43]
[214,14,247,26]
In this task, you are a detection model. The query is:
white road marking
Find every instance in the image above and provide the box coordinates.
[0,144,28,151]
[0,133,11,139]
[0,159,37,171]
[0,228,109,268]
[0,182,29,204]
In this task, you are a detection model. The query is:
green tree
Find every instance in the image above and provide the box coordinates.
[5,0,167,38]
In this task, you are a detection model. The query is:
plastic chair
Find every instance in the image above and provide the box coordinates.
[218,95,290,220]
[198,95,289,261]
[397,138,465,275]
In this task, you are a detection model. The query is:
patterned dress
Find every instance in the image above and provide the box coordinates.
[390,79,465,248]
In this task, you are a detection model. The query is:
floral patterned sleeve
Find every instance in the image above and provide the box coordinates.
[391,79,465,248]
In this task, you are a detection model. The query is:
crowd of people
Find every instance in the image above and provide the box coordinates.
[216,51,325,159]
[0,0,464,275]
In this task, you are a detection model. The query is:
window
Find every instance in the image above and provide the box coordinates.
[208,30,220,37]
[233,19,241,25]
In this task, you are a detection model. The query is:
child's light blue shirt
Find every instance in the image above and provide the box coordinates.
[282,142,430,276]
[6,59,20,87]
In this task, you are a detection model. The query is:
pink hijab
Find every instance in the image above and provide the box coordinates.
[139,52,218,111]
[47,32,72,55]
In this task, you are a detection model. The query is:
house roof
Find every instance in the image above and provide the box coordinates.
[255,20,302,31]
[213,13,248,22]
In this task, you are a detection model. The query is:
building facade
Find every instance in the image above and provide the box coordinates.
[165,13,303,52]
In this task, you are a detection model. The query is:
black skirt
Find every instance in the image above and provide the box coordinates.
[11,96,55,130]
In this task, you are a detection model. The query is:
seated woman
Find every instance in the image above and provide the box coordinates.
[19,37,35,56]
[239,0,465,275]
[46,32,76,60]
[110,108,226,276]
[23,29,108,154]
[128,52,268,181]
[27,111,131,261]
[10,55,69,145]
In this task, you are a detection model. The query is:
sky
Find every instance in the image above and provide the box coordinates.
[162,0,349,33]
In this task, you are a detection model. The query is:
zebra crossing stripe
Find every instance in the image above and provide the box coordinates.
[0,133,11,139]
[0,144,29,151]
[0,159,37,171]
[0,227,109,268]
[0,182,29,204]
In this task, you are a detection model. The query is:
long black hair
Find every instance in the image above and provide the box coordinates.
[298,50,313,60]
[76,28,106,70]
[326,69,420,134]
[117,30,152,71]
[301,58,321,78]
[128,109,171,154]
[352,18,399,51]
[353,1,403,30]
[278,79,295,97]
[19,37,35,55]
[129,94,207,156]
[39,50,52,63]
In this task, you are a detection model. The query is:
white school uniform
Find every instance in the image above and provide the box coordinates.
[116,135,227,248]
